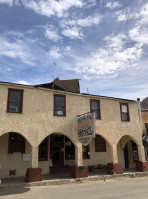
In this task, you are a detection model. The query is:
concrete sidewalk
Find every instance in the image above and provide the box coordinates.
[1,171,148,189]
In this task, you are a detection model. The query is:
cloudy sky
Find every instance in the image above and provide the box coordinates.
[0,0,148,100]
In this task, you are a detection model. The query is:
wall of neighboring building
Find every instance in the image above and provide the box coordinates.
[0,83,144,178]
[141,111,148,135]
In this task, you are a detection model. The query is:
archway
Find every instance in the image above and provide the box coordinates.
[0,132,32,179]
[38,133,76,174]
[117,135,139,170]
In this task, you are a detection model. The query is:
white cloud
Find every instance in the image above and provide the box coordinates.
[114,8,139,22]
[0,0,13,6]
[73,34,143,79]
[48,46,62,59]
[17,80,30,85]
[45,25,61,42]
[105,1,121,10]
[129,3,148,45]
[0,34,37,66]
[62,27,83,39]
[22,0,84,18]
[61,15,102,28]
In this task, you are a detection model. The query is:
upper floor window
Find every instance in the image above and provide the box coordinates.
[90,99,101,119]
[54,94,66,116]
[120,103,130,121]
[7,88,24,113]
[8,133,25,154]
[95,135,106,152]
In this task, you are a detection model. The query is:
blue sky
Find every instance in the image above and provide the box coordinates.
[0,0,148,100]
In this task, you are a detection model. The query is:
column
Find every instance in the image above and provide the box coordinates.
[75,144,83,165]
[71,144,88,178]
[25,146,43,183]
[107,145,123,174]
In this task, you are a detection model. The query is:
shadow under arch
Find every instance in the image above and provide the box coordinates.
[38,131,77,147]
[95,132,112,147]
[116,134,140,149]
[0,131,32,146]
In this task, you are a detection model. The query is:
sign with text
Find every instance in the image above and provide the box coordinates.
[78,112,95,146]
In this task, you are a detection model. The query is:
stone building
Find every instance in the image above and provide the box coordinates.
[0,78,147,182]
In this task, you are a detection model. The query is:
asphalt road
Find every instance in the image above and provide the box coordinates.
[0,177,148,199]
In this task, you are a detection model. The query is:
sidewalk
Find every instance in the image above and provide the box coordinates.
[1,170,148,189]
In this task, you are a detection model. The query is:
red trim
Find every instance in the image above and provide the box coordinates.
[54,94,66,116]
[90,99,101,119]
[7,88,24,113]
[120,103,130,122]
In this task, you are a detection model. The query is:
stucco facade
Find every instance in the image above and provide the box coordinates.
[0,82,146,179]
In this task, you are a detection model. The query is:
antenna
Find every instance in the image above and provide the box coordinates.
[53,62,56,80]
[87,88,89,94]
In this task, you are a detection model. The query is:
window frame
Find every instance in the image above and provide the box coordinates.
[8,133,25,154]
[39,137,49,161]
[54,94,66,116]
[83,145,90,159]
[120,103,130,122]
[7,88,24,114]
[90,99,101,119]
[95,135,106,152]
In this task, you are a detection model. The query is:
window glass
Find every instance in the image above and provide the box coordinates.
[83,145,90,159]
[7,89,23,113]
[54,95,66,116]
[92,101,98,109]
[120,104,129,121]
[65,137,75,160]
[39,137,48,161]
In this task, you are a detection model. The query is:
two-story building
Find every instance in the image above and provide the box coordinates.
[0,78,147,182]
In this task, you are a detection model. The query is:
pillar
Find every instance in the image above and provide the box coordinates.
[107,145,123,174]
[71,144,88,178]
[136,146,148,172]
[25,146,43,183]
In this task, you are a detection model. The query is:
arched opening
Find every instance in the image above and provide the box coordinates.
[117,135,139,170]
[38,133,75,174]
[0,132,32,179]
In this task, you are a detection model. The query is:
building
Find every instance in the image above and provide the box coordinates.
[0,78,147,182]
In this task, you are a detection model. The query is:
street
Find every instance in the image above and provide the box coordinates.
[0,177,148,199]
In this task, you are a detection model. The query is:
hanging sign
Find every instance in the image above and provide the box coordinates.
[78,112,96,146]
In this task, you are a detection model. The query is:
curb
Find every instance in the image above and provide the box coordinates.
[1,172,148,189]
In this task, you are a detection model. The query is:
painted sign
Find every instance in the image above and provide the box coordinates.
[78,112,95,146]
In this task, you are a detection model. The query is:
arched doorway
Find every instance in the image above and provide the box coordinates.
[124,140,138,169]
[0,132,32,179]
[117,136,139,170]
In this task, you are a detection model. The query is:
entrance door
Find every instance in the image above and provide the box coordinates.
[124,143,129,168]
[50,135,64,166]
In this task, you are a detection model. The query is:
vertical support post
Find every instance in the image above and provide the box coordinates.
[138,146,146,162]
[136,146,148,172]
[25,146,43,183]
[32,146,39,168]
[107,145,123,174]
[71,144,88,178]
[75,144,83,165]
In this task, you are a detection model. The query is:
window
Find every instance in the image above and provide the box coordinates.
[90,100,101,119]
[65,137,75,160]
[83,145,90,159]
[7,88,24,113]
[54,94,66,116]
[39,137,48,161]
[145,123,148,136]
[8,133,25,153]
[120,103,130,121]
[95,135,106,152]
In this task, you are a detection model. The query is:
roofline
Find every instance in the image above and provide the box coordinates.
[0,81,137,102]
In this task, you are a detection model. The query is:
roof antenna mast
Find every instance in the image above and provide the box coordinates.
[53,62,56,80]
